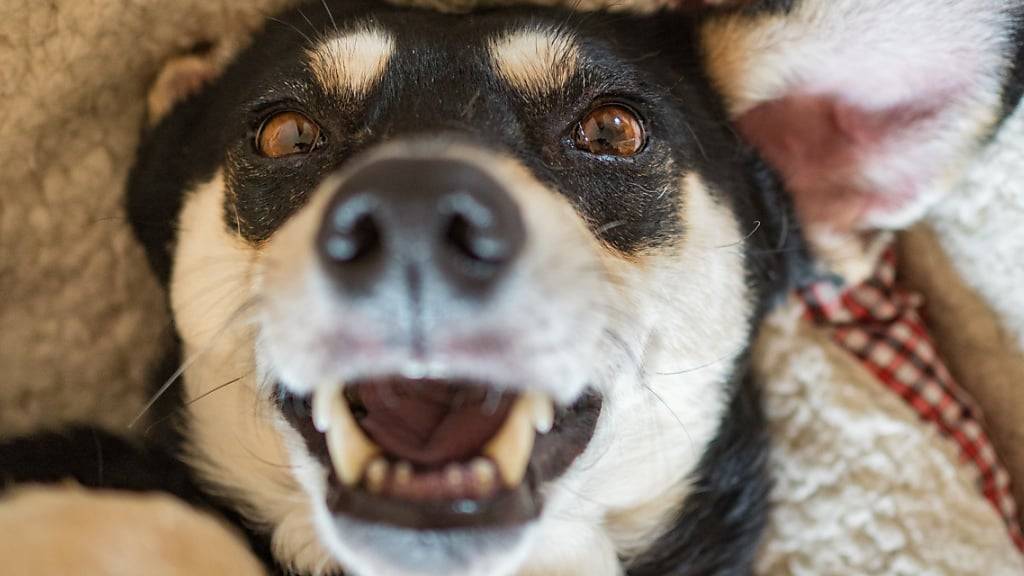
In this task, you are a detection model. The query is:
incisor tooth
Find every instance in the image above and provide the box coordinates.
[470,458,497,495]
[394,461,413,486]
[366,458,389,494]
[483,395,536,487]
[444,465,464,489]
[323,389,380,486]
[528,392,555,434]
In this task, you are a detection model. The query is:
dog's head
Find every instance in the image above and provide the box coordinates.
[128,2,796,575]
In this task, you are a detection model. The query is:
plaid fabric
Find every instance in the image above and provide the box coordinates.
[798,248,1024,552]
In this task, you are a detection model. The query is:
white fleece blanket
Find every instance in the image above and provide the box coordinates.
[0,1,1021,574]
[931,105,1024,349]
[755,299,1024,575]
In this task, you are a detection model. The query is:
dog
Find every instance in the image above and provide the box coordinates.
[2,1,1020,575]
[128,1,800,574]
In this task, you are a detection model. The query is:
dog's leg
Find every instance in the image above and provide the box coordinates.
[0,485,266,576]
[0,427,275,575]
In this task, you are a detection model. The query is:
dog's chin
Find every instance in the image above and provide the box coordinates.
[322,515,534,576]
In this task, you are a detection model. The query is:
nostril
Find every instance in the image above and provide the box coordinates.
[326,213,380,262]
[445,213,507,265]
[317,159,525,298]
[321,197,382,264]
[442,193,513,265]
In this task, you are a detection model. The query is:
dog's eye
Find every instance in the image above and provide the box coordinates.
[256,111,322,158]
[573,105,645,157]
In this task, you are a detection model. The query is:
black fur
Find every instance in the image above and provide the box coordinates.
[126,91,223,284]
[726,0,795,16]
[1002,9,1024,121]
[0,427,197,496]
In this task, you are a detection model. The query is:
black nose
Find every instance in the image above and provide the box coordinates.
[316,158,526,298]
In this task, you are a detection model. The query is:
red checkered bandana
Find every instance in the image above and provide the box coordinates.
[798,248,1024,552]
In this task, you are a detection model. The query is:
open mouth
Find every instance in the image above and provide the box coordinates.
[277,378,602,530]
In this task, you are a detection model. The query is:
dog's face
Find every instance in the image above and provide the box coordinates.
[129,2,794,575]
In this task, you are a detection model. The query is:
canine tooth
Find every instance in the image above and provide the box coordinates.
[470,458,497,494]
[483,395,535,487]
[324,391,380,486]
[366,458,389,494]
[312,384,339,433]
[394,461,413,486]
[528,392,555,434]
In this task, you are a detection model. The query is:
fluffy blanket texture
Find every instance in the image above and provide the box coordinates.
[0,0,295,434]
[2,1,1023,574]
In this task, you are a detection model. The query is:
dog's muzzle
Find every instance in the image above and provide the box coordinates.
[274,151,602,530]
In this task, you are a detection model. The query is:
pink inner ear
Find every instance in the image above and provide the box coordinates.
[737,94,944,232]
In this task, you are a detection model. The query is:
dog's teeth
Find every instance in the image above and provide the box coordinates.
[323,389,380,486]
[483,395,536,487]
[527,392,555,434]
[470,458,497,495]
[444,464,464,491]
[312,384,339,433]
[366,458,389,494]
[394,461,413,487]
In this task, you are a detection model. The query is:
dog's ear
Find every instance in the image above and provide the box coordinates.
[700,0,1021,238]
[147,47,221,126]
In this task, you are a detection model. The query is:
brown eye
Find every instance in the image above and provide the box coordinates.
[574,104,646,157]
[256,111,322,158]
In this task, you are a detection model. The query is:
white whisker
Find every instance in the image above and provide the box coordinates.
[128,297,260,429]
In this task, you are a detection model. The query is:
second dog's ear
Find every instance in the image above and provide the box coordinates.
[700,0,1020,238]
[147,50,221,126]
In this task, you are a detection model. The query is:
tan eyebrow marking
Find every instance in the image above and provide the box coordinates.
[307,27,395,96]
[489,28,580,97]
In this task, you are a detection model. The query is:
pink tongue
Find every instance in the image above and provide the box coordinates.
[354,381,513,467]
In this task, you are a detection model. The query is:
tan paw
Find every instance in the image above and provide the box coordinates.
[0,484,266,576]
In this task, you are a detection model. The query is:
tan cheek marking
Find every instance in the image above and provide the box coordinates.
[490,29,579,97]
[307,27,395,96]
